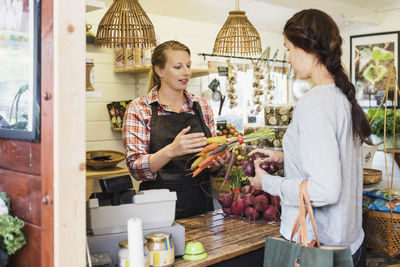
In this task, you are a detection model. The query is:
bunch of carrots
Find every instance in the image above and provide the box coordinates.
[190,127,275,180]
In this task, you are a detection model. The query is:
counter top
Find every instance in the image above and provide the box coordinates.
[86,166,130,180]
[174,210,281,266]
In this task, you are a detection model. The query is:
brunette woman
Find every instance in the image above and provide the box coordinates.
[123,40,226,218]
[248,9,370,267]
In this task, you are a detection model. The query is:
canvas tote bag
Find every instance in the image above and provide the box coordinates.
[263,180,354,267]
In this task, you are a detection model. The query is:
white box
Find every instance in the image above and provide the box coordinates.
[87,189,177,235]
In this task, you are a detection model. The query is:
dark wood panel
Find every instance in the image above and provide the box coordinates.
[0,140,40,175]
[0,169,41,225]
[40,0,54,265]
[8,222,41,267]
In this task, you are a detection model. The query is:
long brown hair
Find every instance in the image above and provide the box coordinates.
[147,40,191,93]
[284,9,371,142]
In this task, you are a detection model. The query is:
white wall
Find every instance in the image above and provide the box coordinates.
[342,11,400,190]
[85,9,285,165]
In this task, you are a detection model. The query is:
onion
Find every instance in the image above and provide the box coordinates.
[217,193,233,208]
[245,206,260,221]
[253,195,269,213]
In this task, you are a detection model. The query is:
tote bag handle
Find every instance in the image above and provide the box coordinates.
[290,179,321,247]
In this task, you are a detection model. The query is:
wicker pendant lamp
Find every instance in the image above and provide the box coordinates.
[213,0,262,57]
[95,0,156,48]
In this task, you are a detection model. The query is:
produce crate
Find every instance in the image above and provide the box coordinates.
[211,177,231,193]
[365,210,400,257]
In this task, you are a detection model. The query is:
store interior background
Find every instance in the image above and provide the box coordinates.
[85,0,400,190]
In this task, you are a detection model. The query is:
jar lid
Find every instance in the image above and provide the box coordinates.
[119,239,128,248]
[119,239,147,248]
[145,232,172,242]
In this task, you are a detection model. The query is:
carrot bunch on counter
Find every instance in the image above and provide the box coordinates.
[190,128,275,180]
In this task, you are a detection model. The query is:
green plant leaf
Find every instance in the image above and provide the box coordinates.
[372,47,394,64]
[358,47,372,70]
[363,64,387,84]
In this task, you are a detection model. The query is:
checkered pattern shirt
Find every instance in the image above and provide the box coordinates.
[123,87,216,181]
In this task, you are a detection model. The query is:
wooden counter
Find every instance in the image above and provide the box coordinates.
[174,210,281,267]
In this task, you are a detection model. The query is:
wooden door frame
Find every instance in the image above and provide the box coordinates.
[41,0,86,266]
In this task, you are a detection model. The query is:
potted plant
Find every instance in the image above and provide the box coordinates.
[0,192,26,266]
[367,108,400,149]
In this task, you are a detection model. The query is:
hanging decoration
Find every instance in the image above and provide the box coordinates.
[95,0,156,48]
[213,0,262,57]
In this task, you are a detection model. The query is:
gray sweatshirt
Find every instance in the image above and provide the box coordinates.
[262,83,364,254]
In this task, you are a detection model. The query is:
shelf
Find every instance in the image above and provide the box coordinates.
[86,91,102,98]
[114,66,217,78]
[86,0,105,12]
[86,166,130,180]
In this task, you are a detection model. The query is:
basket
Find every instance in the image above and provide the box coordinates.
[86,150,126,169]
[363,168,382,185]
[365,210,400,257]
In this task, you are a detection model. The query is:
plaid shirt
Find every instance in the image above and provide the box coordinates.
[123,87,216,181]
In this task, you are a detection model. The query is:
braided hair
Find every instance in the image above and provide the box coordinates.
[284,9,371,143]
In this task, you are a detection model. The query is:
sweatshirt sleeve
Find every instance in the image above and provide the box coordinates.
[262,97,342,207]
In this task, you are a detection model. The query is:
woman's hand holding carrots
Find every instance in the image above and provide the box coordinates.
[166,126,207,158]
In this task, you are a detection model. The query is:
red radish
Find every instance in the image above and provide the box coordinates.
[243,193,254,208]
[231,199,245,217]
[222,207,232,215]
[241,185,251,195]
[245,206,260,221]
[253,195,269,213]
[217,193,233,208]
[270,195,281,210]
[263,205,278,221]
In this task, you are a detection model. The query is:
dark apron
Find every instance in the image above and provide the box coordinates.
[139,101,214,218]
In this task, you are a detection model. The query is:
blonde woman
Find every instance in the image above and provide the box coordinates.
[123,40,227,218]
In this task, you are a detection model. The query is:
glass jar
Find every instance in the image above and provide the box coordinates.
[145,232,175,267]
[118,239,150,267]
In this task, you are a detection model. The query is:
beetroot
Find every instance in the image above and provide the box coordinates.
[250,185,263,196]
[259,161,270,172]
[253,195,269,213]
[241,159,252,167]
[242,193,254,208]
[243,162,255,177]
[222,207,232,216]
[251,152,266,161]
[231,199,245,217]
[270,195,281,210]
[241,185,251,195]
[218,193,233,208]
[263,205,278,221]
[268,163,279,174]
[245,206,260,221]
